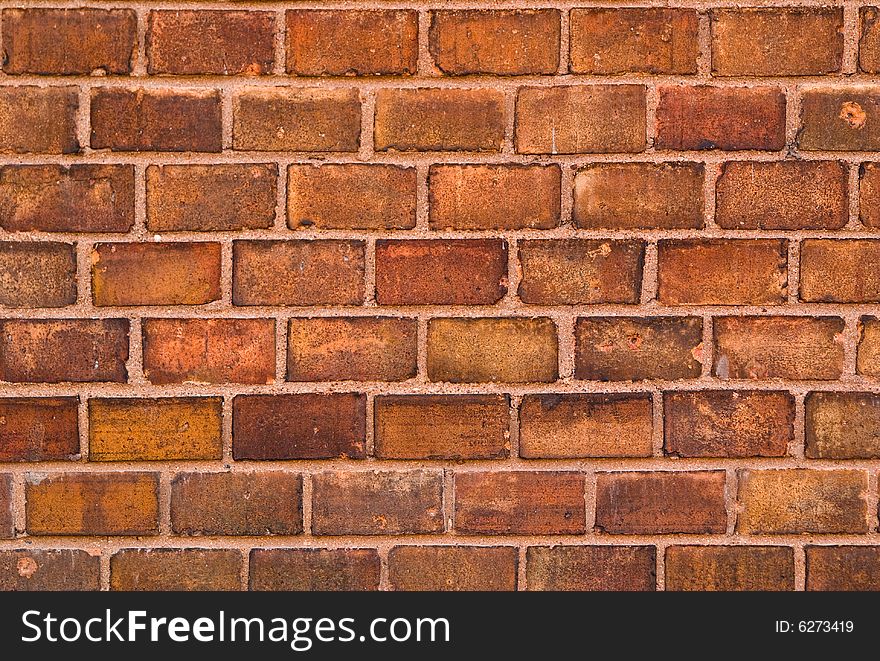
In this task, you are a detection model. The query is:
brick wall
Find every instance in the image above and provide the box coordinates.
[0,3,878,591]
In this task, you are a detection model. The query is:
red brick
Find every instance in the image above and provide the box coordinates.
[516,85,646,154]
[519,394,653,459]
[805,392,880,459]
[657,239,788,305]
[666,546,795,591]
[574,162,704,230]
[800,240,880,303]
[233,394,366,460]
[142,318,275,385]
[519,239,644,305]
[595,471,727,534]
[233,240,365,306]
[711,9,843,76]
[171,472,302,535]
[147,10,274,75]
[428,164,561,230]
[389,546,518,591]
[713,316,845,381]
[92,242,221,306]
[288,164,416,230]
[806,546,880,590]
[859,316,880,377]
[860,162,880,227]
[526,546,656,591]
[0,398,79,462]
[375,88,505,152]
[665,391,794,458]
[0,319,129,383]
[427,317,558,383]
[655,86,786,151]
[146,164,277,232]
[0,474,11,538]
[737,469,868,534]
[311,471,443,535]
[233,89,361,152]
[287,10,417,76]
[575,316,703,382]
[0,86,79,154]
[91,88,222,152]
[0,165,135,233]
[0,242,76,308]
[861,8,880,73]
[715,161,848,230]
[429,10,560,75]
[570,9,698,75]
[26,472,159,535]
[799,90,880,151]
[250,549,380,591]
[110,549,241,591]
[375,239,508,305]
[0,550,100,591]
[374,395,510,460]
[2,8,137,75]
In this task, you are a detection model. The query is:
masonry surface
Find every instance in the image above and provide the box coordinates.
[0,2,879,592]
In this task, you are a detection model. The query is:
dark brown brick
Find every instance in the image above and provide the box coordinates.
[389,546,518,591]
[666,546,795,591]
[526,546,656,591]
[861,7,880,73]
[799,89,880,151]
[0,242,76,308]
[806,546,880,590]
[0,550,100,591]
[0,474,11,539]
[801,239,880,303]
[250,549,380,591]
[805,391,880,459]
[860,162,880,227]
[110,549,242,591]
[0,398,79,462]
[0,86,79,154]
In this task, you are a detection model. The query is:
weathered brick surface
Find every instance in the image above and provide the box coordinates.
[0,550,100,591]
[526,546,656,591]
[389,546,518,591]
[250,549,380,591]
[0,242,76,308]
[799,90,880,151]
[0,398,79,462]
[110,549,242,591]
[666,546,795,591]
[806,546,880,591]
[0,475,11,539]
[0,86,79,154]
[805,392,880,459]
[859,316,880,376]
[800,240,880,303]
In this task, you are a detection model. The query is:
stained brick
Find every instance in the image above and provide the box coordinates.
[0,398,79,462]
[800,240,880,303]
[0,475,11,539]
[0,242,76,308]
[526,546,656,591]
[805,391,880,459]
[0,550,100,591]
[666,546,795,591]
[806,546,880,590]
[0,86,79,154]
[859,316,880,376]
[799,90,880,151]
[860,162,880,227]
[110,549,242,591]
[860,8,880,73]
[389,546,518,591]
[250,549,380,591]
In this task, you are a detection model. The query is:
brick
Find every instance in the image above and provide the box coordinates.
[91,88,221,152]
[375,88,505,152]
[0,86,78,154]
[711,9,843,76]
[715,161,848,230]
[389,546,518,591]
[665,391,794,458]
[570,9,698,75]
[142,318,275,385]
[287,10,417,76]
[428,164,561,230]
[455,471,585,535]
[375,239,508,305]
[110,549,241,591]
[26,472,159,535]
[171,472,302,536]
[147,10,274,75]
[573,162,704,230]
[519,394,653,459]
[250,549,380,591]
[233,89,360,152]
[526,546,656,591]
[657,239,788,305]
[288,317,417,382]
[0,550,100,591]
[374,395,510,460]
[0,398,79,462]
[806,546,880,591]
[713,316,845,381]
[311,471,443,535]
[0,474,10,538]
[146,164,277,232]
[655,86,786,151]
[288,164,416,230]
[0,319,129,383]
[805,391,880,459]
[427,317,558,383]
[801,240,880,303]
[860,162,880,227]
[92,242,221,306]
[799,90,880,151]
[516,85,646,154]
[233,394,366,460]
[89,398,223,462]
[666,546,795,591]
[0,165,134,233]
[0,242,76,308]
[574,316,703,382]
[429,10,560,75]
[861,8,880,72]
[233,240,365,306]
[737,470,868,534]
[859,316,880,376]
[519,239,644,305]
[2,8,136,75]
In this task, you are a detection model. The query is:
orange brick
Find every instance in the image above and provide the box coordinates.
[0,550,100,591]
[805,391,880,459]
[666,546,795,591]
[250,549,380,591]
[0,398,79,462]
[0,86,79,154]
[526,546,656,591]
[860,162,880,227]
[389,546,518,591]
[859,316,880,376]
[806,546,880,590]
[801,240,880,303]
[860,8,880,73]
[799,90,880,151]
[110,549,242,591]
[0,242,76,308]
